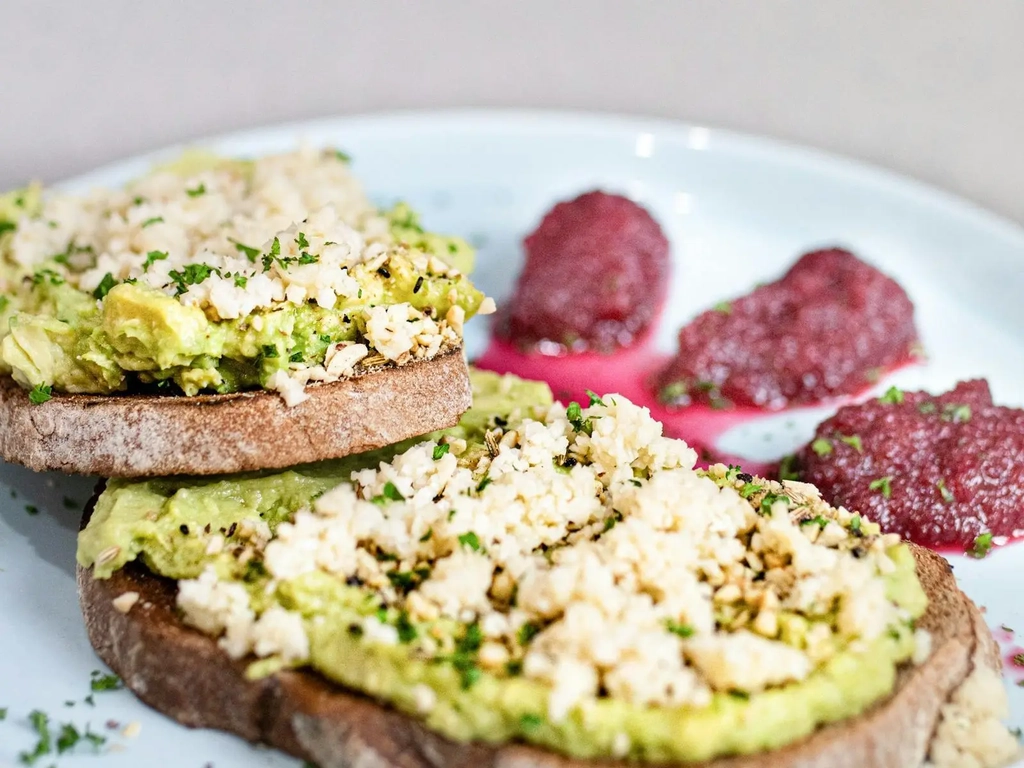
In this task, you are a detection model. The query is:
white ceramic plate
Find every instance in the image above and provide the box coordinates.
[1,111,1021,767]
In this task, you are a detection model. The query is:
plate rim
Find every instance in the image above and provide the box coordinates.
[53,107,1024,250]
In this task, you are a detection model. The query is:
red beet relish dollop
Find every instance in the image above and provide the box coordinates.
[494,190,670,354]
[655,248,920,410]
[794,380,1024,549]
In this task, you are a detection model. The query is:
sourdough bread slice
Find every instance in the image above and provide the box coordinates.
[2,348,470,477]
[76,523,1001,768]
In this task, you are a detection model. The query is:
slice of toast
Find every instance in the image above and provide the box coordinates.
[2,348,470,477]
[76,501,1004,768]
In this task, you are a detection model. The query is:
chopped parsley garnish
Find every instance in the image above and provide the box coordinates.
[395,611,417,643]
[319,333,332,343]
[458,531,482,551]
[89,669,122,691]
[141,216,164,228]
[28,384,52,405]
[0,706,6,720]
[0,220,15,236]
[476,476,492,493]
[759,492,790,513]
[566,401,593,434]
[382,481,404,501]
[517,621,541,646]
[25,505,38,516]
[230,239,261,261]
[92,272,117,300]
[918,401,937,415]
[56,723,80,753]
[142,250,168,271]
[520,713,544,730]
[186,183,206,197]
[810,437,833,457]
[334,149,351,163]
[386,570,420,590]
[20,709,52,765]
[937,478,955,503]
[712,300,733,314]
[738,482,764,499]
[800,515,829,528]
[941,403,972,423]
[850,514,863,533]
[419,527,433,542]
[838,434,863,453]
[665,620,694,638]
[968,531,994,559]
[261,344,279,359]
[878,386,904,404]
[168,263,217,295]
[432,443,450,460]
[297,251,318,265]
[869,476,893,498]
[296,232,309,250]
[586,390,605,407]
[32,268,64,286]
[233,274,248,288]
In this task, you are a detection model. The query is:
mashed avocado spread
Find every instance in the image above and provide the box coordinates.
[79,371,929,763]
[0,149,488,402]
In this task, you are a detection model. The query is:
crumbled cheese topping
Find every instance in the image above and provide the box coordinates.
[176,393,920,723]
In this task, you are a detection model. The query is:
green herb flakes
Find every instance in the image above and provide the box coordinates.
[92,272,117,300]
[142,250,168,271]
[230,239,261,261]
[141,216,164,228]
[186,183,206,197]
[28,384,52,405]
[810,438,833,457]
[712,300,733,314]
[432,443,450,460]
[968,531,994,559]
[89,669,122,691]
[666,620,695,638]
[520,713,544,730]
[937,478,955,503]
[382,481,404,501]
[19,709,52,765]
[458,531,482,551]
[869,476,893,499]
[838,434,863,453]
[586,390,605,407]
[878,386,904,405]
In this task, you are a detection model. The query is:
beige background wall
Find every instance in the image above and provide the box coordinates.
[3,1,1023,224]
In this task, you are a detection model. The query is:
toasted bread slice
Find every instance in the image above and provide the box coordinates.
[2,348,470,477]
[76,511,1003,768]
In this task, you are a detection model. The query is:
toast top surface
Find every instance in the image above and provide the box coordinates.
[77,375,943,764]
[0,149,491,406]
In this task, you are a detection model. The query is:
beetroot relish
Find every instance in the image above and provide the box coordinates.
[794,380,1024,548]
[655,248,920,410]
[495,191,670,353]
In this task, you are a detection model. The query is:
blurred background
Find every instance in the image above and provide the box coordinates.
[3,0,1023,223]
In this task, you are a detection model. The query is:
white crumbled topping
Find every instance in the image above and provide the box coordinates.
[111,591,140,614]
[177,565,256,659]
[924,664,1020,768]
[267,369,310,408]
[412,683,437,714]
[249,605,309,663]
[183,393,918,724]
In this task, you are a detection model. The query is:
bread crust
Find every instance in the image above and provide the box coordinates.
[76,525,996,768]
[0,348,470,477]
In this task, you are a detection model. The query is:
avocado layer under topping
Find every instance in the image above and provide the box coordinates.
[78,371,929,762]
[0,149,490,402]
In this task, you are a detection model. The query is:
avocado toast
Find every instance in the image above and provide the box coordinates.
[0,149,492,476]
[75,371,1019,767]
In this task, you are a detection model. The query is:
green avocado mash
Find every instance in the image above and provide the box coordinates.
[0,152,484,396]
[78,371,929,763]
